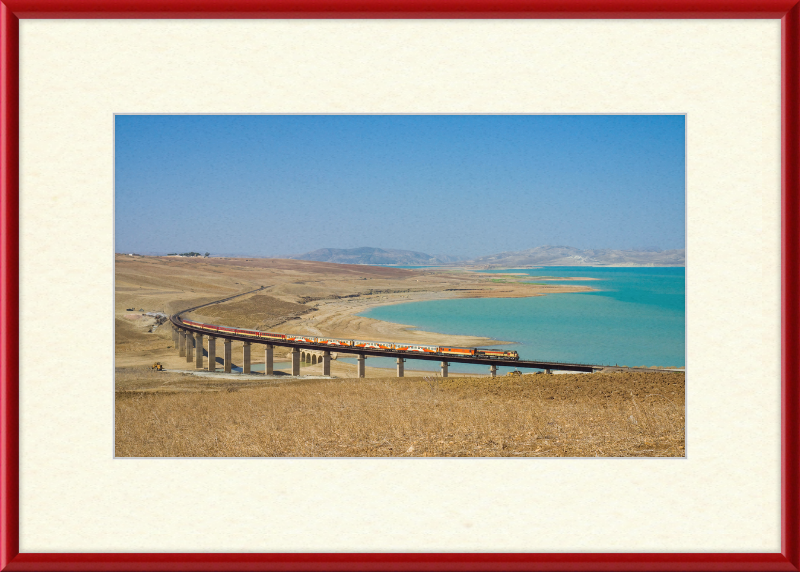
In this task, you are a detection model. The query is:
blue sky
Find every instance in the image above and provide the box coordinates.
[115,115,685,258]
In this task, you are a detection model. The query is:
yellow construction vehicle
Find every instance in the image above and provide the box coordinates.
[506,369,522,377]
[151,362,163,371]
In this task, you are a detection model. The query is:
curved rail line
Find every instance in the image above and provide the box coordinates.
[169,289,673,375]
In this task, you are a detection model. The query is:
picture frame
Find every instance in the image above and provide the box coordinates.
[1,2,797,571]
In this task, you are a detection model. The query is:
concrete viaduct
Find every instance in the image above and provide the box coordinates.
[170,323,530,378]
[166,287,668,378]
[172,325,343,376]
[167,287,600,377]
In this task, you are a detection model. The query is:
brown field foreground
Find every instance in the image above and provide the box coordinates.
[115,369,684,458]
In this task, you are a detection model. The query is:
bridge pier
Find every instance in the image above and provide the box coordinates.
[357,354,366,378]
[179,330,186,356]
[172,327,178,345]
[290,348,300,376]
[208,337,216,372]
[322,350,331,376]
[243,342,251,374]
[440,361,448,378]
[489,364,497,377]
[545,368,552,374]
[186,332,193,362]
[396,358,404,377]
[223,338,232,373]
[195,333,204,369]
[264,344,274,375]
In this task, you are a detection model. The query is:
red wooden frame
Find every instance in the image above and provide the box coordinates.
[1,2,798,570]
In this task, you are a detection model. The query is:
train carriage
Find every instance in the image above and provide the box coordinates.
[285,334,315,343]
[394,344,438,354]
[438,346,478,357]
[316,337,353,347]
[352,340,395,350]
[260,332,286,341]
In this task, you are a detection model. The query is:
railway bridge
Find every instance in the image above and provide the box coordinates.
[167,288,653,378]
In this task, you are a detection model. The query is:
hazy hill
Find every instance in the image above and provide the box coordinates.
[290,247,462,266]
[466,246,685,267]
[289,245,684,267]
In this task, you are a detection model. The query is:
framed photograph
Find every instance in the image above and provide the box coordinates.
[1,1,797,570]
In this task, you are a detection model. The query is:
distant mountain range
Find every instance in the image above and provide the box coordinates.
[288,245,685,267]
[465,245,685,267]
[288,247,463,266]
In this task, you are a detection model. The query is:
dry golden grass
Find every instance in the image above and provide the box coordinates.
[115,370,684,458]
[164,295,226,316]
[188,294,311,330]
[114,317,173,353]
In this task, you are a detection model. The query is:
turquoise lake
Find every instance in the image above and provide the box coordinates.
[343,266,685,374]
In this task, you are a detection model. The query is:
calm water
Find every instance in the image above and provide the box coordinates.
[348,267,685,374]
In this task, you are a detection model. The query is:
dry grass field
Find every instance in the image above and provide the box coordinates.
[115,369,685,458]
